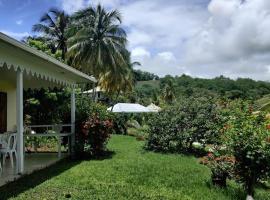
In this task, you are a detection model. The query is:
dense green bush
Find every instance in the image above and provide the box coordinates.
[223,102,270,198]
[145,97,221,153]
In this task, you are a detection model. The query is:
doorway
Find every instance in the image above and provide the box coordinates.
[0,92,7,133]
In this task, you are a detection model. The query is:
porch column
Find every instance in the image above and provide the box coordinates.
[71,88,76,155]
[16,69,24,174]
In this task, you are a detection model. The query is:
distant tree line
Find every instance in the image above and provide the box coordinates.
[130,74,270,106]
[133,70,159,81]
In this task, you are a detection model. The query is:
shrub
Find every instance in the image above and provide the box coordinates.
[75,97,115,158]
[223,102,270,198]
[113,114,129,135]
[145,97,221,154]
[200,149,235,187]
[80,115,113,156]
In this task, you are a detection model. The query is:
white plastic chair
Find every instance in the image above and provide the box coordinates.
[0,133,17,168]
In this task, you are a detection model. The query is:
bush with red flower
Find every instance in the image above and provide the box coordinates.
[75,98,115,158]
[200,149,235,187]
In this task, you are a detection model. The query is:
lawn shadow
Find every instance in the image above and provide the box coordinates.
[0,150,116,200]
[205,179,246,200]
[76,150,116,161]
[0,158,82,200]
[92,150,116,160]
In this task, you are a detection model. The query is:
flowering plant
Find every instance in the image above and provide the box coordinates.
[200,150,235,187]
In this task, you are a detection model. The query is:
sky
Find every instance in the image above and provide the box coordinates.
[1,0,270,81]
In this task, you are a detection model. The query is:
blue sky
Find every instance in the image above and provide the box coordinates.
[1,0,270,80]
[0,0,60,38]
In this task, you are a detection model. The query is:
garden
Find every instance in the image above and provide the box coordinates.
[5,2,270,200]
[15,92,270,200]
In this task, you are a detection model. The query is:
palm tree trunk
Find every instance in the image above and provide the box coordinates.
[111,90,121,112]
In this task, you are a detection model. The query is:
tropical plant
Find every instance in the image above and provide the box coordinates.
[223,102,270,199]
[162,80,175,104]
[68,4,129,76]
[32,8,69,60]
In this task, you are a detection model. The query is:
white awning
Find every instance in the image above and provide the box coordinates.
[0,32,96,88]
[107,103,151,113]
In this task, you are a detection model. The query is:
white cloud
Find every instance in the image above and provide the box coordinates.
[60,0,125,14]
[131,47,151,58]
[0,30,30,40]
[60,0,90,14]
[184,0,270,80]
[90,0,123,8]
[59,0,270,80]
[158,52,176,61]
[119,0,209,76]
[16,20,23,25]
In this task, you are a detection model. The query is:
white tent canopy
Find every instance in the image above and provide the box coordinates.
[108,103,151,113]
[83,86,104,94]
[147,103,161,112]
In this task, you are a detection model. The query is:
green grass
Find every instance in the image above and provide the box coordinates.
[1,135,270,200]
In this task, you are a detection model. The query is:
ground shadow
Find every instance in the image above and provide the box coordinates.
[74,150,116,161]
[0,151,116,200]
[0,158,79,200]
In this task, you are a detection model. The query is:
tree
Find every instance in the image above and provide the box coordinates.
[68,4,129,77]
[224,102,270,199]
[23,36,62,60]
[32,8,69,60]
[162,80,175,104]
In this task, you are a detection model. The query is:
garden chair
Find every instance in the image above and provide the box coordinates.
[0,133,17,168]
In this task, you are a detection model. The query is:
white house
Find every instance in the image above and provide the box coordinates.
[0,32,96,175]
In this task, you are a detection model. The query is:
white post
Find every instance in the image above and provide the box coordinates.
[16,69,24,174]
[71,88,76,155]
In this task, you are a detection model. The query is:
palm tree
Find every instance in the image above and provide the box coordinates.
[67,4,129,77]
[33,8,69,60]
[163,81,175,104]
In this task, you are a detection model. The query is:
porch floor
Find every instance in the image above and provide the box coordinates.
[0,153,68,187]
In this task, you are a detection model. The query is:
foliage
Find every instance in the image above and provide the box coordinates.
[32,8,69,60]
[223,102,270,196]
[145,96,221,153]
[200,150,235,187]
[135,81,160,105]
[24,88,71,125]
[80,115,113,156]
[112,114,129,135]
[127,125,149,141]
[67,4,133,95]
[159,75,270,101]
[133,69,159,81]
[24,37,63,60]
[75,98,115,158]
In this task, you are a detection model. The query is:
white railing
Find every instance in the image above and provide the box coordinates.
[25,124,73,158]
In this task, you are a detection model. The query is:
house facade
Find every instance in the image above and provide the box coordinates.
[0,32,96,174]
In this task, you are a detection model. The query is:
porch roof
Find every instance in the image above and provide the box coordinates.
[0,32,96,88]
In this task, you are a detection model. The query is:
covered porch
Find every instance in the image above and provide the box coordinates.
[0,153,67,187]
[0,32,95,180]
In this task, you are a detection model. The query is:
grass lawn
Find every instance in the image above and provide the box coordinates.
[0,135,270,200]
